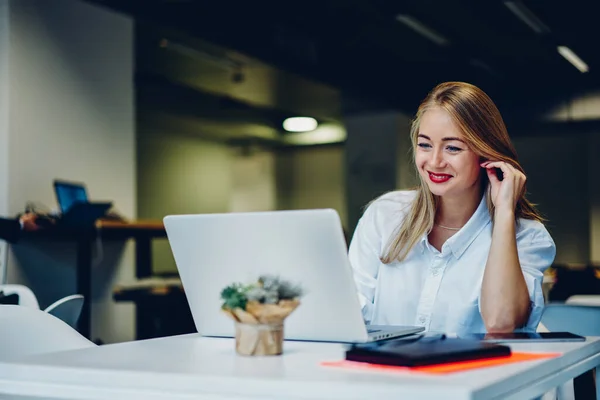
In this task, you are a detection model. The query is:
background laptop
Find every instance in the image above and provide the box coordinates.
[53,180,112,228]
[164,209,423,343]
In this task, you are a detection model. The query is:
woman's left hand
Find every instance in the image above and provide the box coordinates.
[480,161,526,214]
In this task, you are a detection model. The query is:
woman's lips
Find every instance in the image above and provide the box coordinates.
[428,171,452,183]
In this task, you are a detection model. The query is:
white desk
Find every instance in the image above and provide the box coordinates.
[0,334,599,400]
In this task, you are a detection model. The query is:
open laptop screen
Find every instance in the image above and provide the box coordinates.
[54,180,88,213]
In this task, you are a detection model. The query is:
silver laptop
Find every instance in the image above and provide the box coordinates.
[163,209,424,343]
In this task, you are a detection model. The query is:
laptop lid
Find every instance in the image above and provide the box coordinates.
[164,209,375,343]
[53,180,89,213]
[59,202,112,228]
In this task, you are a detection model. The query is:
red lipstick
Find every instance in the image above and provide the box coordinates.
[428,171,452,183]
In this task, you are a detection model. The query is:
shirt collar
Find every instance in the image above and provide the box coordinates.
[446,193,491,258]
[419,193,492,258]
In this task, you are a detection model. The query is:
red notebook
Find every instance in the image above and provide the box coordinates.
[322,352,560,375]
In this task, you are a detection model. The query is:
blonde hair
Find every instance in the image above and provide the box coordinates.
[381,81,543,264]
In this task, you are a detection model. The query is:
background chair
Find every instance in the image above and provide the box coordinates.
[44,294,84,329]
[0,284,85,328]
[541,303,600,336]
[0,284,40,308]
[0,305,95,361]
[566,295,600,307]
[541,303,600,400]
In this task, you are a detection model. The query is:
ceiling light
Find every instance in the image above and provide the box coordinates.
[281,123,346,146]
[504,1,550,34]
[283,117,318,133]
[395,14,449,46]
[557,46,589,73]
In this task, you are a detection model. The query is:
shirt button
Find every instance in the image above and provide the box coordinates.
[432,268,441,276]
[418,316,426,324]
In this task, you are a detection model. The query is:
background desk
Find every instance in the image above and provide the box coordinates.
[113,277,195,340]
[0,335,598,399]
[22,220,167,339]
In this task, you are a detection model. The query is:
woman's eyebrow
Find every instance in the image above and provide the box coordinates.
[442,137,466,143]
[418,133,465,143]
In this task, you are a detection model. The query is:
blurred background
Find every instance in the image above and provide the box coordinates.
[1,0,599,344]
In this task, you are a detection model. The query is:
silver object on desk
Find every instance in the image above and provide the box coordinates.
[164,209,423,343]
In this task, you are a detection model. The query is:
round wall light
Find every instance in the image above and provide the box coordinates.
[282,117,318,133]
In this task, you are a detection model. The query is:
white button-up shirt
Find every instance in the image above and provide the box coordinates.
[348,190,556,334]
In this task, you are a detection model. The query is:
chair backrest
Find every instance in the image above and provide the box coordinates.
[540,303,600,336]
[0,284,40,309]
[0,305,95,361]
[566,295,600,306]
[44,294,84,329]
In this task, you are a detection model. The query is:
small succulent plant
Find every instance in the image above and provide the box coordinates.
[221,275,303,311]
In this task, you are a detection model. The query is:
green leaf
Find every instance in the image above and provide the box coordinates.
[220,283,248,310]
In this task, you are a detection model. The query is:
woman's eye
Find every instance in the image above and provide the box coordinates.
[417,143,431,149]
[446,146,462,153]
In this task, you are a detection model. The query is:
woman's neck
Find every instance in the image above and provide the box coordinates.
[436,188,482,229]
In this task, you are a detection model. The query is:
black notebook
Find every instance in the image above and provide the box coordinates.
[346,337,511,367]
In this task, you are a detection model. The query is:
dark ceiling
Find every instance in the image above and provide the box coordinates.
[85,0,600,141]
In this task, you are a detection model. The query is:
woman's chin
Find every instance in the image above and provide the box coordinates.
[426,183,450,197]
[427,183,481,200]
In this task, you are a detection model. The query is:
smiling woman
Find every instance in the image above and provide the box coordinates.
[348,82,556,335]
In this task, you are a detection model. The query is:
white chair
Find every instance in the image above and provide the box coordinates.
[44,294,84,329]
[0,284,40,308]
[0,284,84,328]
[0,305,95,361]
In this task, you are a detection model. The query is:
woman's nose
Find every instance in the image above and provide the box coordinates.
[431,149,446,167]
